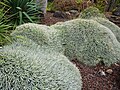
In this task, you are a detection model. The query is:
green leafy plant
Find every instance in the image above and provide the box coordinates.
[0,7,11,46]
[93,0,106,12]
[76,0,83,4]
[0,0,40,27]
[47,1,56,12]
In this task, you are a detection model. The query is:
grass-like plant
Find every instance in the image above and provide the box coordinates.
[0,7,11,46]
[0,0,40,27]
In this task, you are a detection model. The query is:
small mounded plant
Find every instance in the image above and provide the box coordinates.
[79,7,120,42]
[0,39,82,90]
[11,23,64,53]
[79,6,106,19]
[52,18,120,66]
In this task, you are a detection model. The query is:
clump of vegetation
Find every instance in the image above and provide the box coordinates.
[0,37,82,90]
[79,6,120,42]
[93,0,106,12]
[11,23,64,53]
[52,18,120,66]
[47,1,56,12]
[79,6,106,19]
[0,0,40,27]
[93,17,120,42]
[0,7,11,46]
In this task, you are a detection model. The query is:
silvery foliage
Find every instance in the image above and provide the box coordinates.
[79,7,120,42]
[11,23,64,54]
[52,19,120,66]
[93,17,120,42]
[0,40,82,90]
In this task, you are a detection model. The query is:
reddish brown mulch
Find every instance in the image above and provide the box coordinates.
[72,60,120,90]
[41,11,120,90]
[41,11,69,26]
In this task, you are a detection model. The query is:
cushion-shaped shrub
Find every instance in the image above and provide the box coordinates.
[51,19,120,66]
[0,41,82,90]
[11,23,64,53]
[79,6,106,19]
[79,7,120,42]
[92,17,120,42]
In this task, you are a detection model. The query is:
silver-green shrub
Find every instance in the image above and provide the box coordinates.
[79,6,106,19]
[93,17,120,42]
[79,7,120,42]
[11,23,64,53]
[0,41,82,90]
[52,19,120,66]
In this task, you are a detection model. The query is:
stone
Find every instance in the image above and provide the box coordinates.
[112,5,120,16]
[106,69,113,74]
[69,10,79,17]
[53,11,67,18]
[98,70,106,76]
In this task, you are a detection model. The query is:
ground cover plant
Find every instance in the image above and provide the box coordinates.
[0,39,82,89]
[79,6,120,42]
[52,18,120,66]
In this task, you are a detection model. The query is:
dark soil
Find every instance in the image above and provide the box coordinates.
[41,11,120,90]
[72,60,120,90]
[40,11,70,26]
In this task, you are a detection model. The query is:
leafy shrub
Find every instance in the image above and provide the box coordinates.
[52,19,120,66]
[0,41,82,90]
[11,23,64,53]
[93,0,106,12]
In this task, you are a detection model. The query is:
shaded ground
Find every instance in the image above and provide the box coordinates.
[41,11,120,90]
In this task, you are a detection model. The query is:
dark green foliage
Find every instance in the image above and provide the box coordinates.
[0,7,11,46]
[0,0,40,27]
[79,6,106,19]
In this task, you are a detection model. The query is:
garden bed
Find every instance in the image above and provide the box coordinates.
[41,11,120,90]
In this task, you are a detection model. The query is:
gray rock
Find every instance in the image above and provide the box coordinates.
[53,11,67,18]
